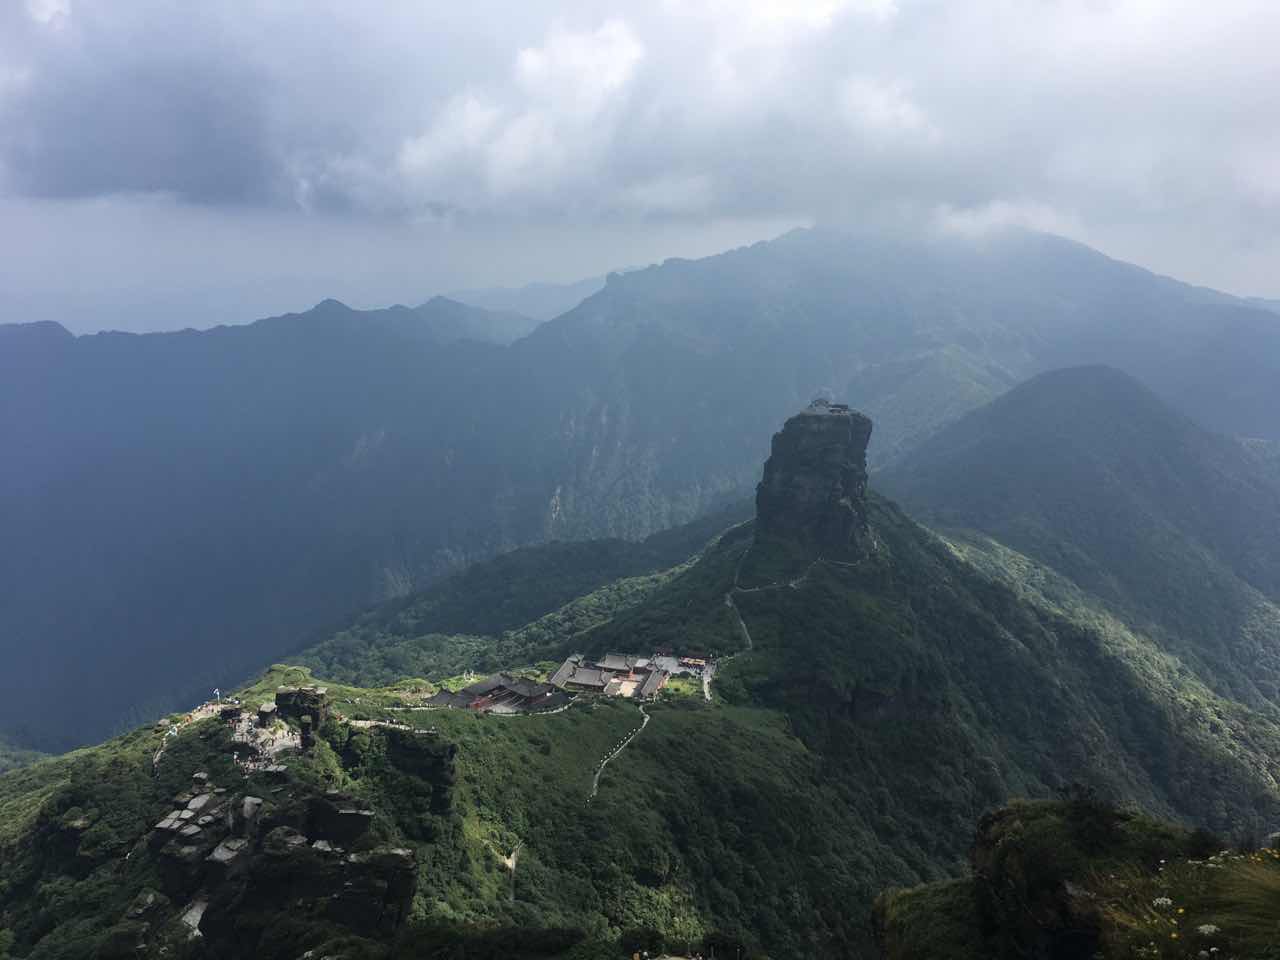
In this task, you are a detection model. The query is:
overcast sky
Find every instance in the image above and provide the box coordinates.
[2,0,1278,333]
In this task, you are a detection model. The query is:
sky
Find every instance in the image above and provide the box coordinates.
[2,0,1278,333]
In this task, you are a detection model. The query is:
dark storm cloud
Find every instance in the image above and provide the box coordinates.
[4,51,275,204]
[1,0,1279,331]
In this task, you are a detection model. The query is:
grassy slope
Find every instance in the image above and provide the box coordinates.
[0,664,890,959]
[878,365,1280,710]
[8,492,1280,958]
[294,504,749,687]
[876,798,1280,960]
[493,491,1280,937]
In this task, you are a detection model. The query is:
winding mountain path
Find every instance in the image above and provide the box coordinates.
[151,699,230,774]
[587,704,649,802]
[705,546,870,701]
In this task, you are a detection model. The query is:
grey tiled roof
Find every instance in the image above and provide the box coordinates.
[596,653,642,672]
[564,667,609,689]
[462,674,507,696]
[550,658,579,688]
[505,677,553,699]
[639,670,666,698]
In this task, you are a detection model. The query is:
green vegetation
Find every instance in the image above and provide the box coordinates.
[876,796,1280,960]
[14,225,1280,752]
[580,520,754,659]
[0,663,889,958]
[300,566,688,688]
[295,505,747,687]
[872,880,986,960]
[0,738,42,777]
[10,484,1280,958]
[658,675,701,699]
[8,378,1280,958]
[880,365,1280,713]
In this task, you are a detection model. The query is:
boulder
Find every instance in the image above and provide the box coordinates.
[157,843,209,899]
[124,888,170,922]
[207,837,248,865]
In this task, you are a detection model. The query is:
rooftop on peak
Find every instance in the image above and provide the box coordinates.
[803,397,853,415]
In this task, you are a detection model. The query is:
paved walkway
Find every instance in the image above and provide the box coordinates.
[152,698,240,774]
[702,547,869,702]
[587,704,650,802]
[347,717,440,735]
[228,709,300,774]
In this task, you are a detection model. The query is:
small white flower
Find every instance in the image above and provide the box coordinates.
[1152,896,1174,908]
[1197,924,1220,936]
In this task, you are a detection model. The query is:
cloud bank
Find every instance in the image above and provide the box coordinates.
[2,0,1278,329]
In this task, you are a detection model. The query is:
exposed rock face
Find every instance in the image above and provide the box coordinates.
[275,686,329,726]
[124,750,435,957]
[755,400,874,554]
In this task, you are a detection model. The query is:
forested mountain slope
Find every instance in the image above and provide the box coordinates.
[4,405,1280,959]
[446,275,605,322]
[295,501,750,687]
[879,365,1280,710]
[6,227,1279,750]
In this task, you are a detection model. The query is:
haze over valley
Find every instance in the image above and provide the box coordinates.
[2,3,1280,959]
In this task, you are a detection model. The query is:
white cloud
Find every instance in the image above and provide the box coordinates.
[3,0,1280,299]
[397,19,644,206]
[664,0,894,35]
[25,0,69,27]
[399,94,502,179]
[932,201,1083,239]
[1231,140,1280,207]
[842,78,937,145]
[514,19,643,117]
[618,173,715,215]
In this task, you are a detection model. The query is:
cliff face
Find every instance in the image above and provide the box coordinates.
[755,403,874,555]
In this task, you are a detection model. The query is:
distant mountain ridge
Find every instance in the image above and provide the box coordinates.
[880,364,1280,708]
[6,226,1280,749]
[446,274,606,322]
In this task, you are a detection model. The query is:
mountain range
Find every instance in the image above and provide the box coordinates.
[3,390,1280,958]
[4,226,1280,751]
[881,365,1280,709]
[446,275,607,322]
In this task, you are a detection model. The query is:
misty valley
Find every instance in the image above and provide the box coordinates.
[4,4,1280,958]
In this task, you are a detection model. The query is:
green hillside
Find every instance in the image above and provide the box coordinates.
[295,501,750,687]
[7,500,1280,959]
[6,403,1280,958]
[0,738,42,777]
[879,365,1280,710]
[875,795,1280,960]
[9,227,1280,751]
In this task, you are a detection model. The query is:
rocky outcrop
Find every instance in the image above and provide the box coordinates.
[128,763,418,958]
[275,686,329,726]
[755,400,874,555]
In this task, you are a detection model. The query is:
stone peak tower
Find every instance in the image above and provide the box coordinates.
[755,399,874,555]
